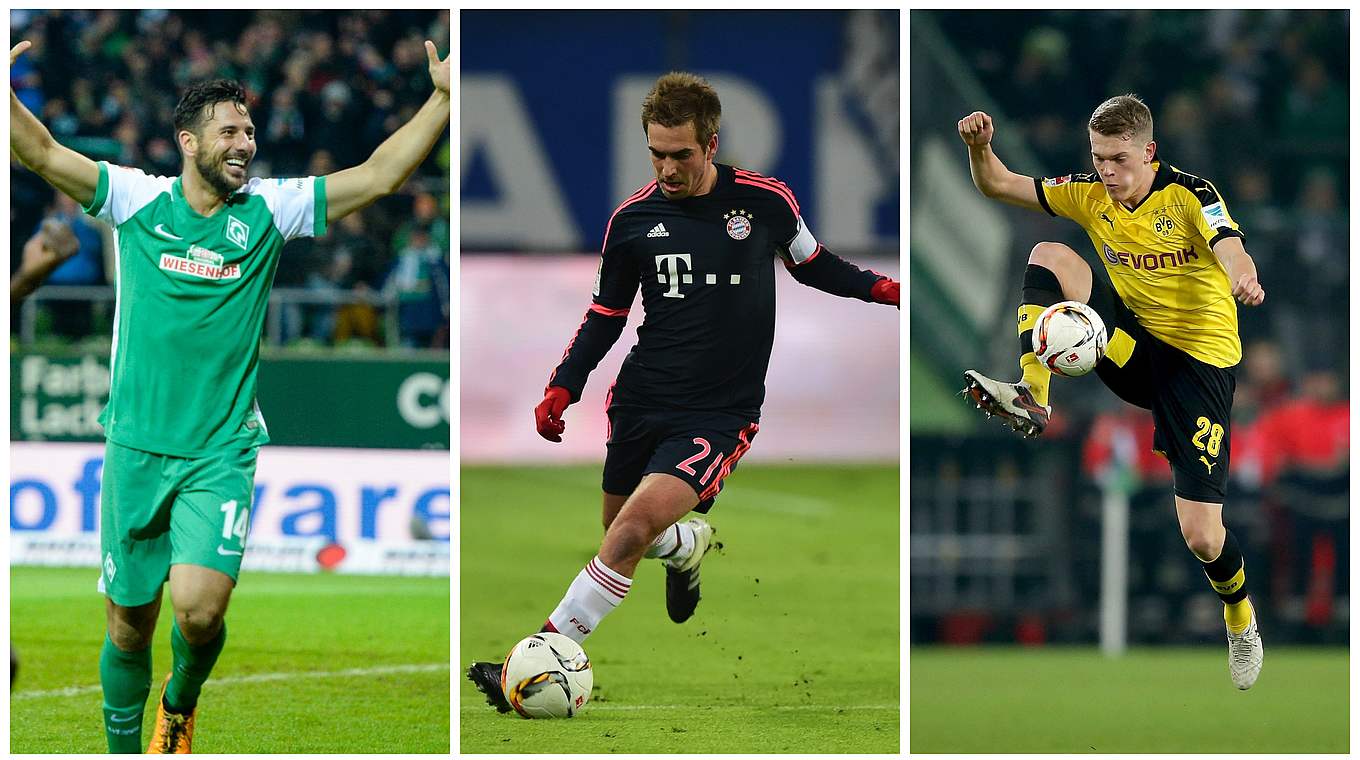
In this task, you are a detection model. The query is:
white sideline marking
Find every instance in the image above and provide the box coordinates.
[460,703,896,712]
[13,663,450,700]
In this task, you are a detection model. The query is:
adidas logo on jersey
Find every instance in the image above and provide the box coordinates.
[647,223,669,238]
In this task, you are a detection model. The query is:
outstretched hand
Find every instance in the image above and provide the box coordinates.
[11,40,32,66]
[424,40,449,95]
[871,278,899,308]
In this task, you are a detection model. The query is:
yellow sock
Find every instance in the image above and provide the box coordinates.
[1224,598,1253,634]
[1020,353,1051,406]
[1017,304,1051,406]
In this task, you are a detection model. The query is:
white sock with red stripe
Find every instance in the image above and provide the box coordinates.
[544,556,632,644]
[644,522,696,567]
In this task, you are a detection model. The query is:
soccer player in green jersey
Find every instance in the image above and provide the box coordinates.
[9,39,449,753]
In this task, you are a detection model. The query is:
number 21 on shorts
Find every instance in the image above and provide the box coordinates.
[1191,416,1224,458]
[676,438,725,486]
[220,499,252,544]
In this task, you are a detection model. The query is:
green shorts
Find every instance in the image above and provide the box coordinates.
[99,440,259,607]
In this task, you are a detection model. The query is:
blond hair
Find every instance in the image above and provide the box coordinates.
[1089,94,1153,143]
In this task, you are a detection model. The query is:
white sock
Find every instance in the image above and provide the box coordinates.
[644,522,696,567]
[545,556,632,643]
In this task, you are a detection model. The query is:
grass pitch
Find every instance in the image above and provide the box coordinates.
[911,646,1349,753]
[11,567,450,753]
[460,464,900,753]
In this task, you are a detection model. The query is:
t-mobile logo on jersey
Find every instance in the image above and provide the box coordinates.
[654,253,742,299]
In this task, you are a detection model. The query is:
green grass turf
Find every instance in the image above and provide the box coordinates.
[911,646,1349,754]
[460,464,900,753]
[11,567,450,753]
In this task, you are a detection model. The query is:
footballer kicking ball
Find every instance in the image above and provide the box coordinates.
[1032,300,1107,377]
[501,633,593,718]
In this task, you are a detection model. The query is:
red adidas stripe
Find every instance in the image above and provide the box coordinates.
[733,170,800,214]
[700,423,759,501]
[586,558,630,599]
[589,303,630,317]
[600,181,658,254]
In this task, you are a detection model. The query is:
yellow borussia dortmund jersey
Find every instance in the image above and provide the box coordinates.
[1035,161,1243,367]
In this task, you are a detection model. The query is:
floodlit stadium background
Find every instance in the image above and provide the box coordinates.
[909,11,1347,751]
[9,9,451,578]
[460,10,900,464]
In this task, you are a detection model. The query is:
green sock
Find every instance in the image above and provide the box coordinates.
[100,635,151,754]
[164,620,226,713]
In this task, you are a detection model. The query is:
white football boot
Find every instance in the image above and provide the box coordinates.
[1226,601,1263,690]
[961,370,1052,438]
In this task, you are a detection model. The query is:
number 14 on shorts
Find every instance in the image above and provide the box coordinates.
[219,499,251,553]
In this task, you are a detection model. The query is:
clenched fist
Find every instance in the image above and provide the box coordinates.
[1232,273,1265,306]
[958,111,994,147]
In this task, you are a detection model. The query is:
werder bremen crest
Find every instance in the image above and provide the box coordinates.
[226,215,250,250]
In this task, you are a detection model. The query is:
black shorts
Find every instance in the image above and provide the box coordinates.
[602,403,759,513]
[1085,276,1237,503]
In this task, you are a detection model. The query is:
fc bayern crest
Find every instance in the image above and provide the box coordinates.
[725,209,752,240]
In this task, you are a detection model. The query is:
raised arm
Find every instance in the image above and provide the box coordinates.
[10,41,99,208]
[325,40,450,224]
[957,111,1042,212]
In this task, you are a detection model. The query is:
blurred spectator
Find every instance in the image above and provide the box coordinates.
[384,228,449,349]
[11,217,80,302]
[20,195,106,338]
[395,192,450,254]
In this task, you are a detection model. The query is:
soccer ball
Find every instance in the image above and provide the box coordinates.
[501,633,593,719]
[1032,301,1107,377]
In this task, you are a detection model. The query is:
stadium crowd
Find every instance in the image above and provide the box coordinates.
[10,9,450,349]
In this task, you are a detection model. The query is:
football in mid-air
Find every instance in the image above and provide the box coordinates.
[1032,301,1107,377]
[501,633,593,718]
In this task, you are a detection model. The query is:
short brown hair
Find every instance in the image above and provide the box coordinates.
[640,71,721,147]
[1088,94,1153,142]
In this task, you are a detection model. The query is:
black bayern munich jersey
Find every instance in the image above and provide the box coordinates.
[550,163,885,419]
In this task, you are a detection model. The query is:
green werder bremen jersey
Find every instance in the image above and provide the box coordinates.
[84,162,327,456]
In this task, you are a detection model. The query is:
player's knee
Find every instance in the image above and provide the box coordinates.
[108,618,154,652]
[175,606,225,645]
[1180,523,1225,561]
[1027,241,1076,270]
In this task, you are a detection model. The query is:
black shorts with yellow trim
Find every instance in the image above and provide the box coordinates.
[1085,276,1237,503]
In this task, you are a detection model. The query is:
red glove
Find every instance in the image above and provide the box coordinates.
[870,278,899,308]
[534,386,572,442]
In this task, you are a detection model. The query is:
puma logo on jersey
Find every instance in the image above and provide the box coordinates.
[1199,455,1217,474]
[1099,213,1115,229]
[646,223,669,238]
[153,223,184,241]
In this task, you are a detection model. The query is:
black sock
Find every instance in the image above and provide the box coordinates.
[1018,264,1064,356]
[1201,529,1248,604]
